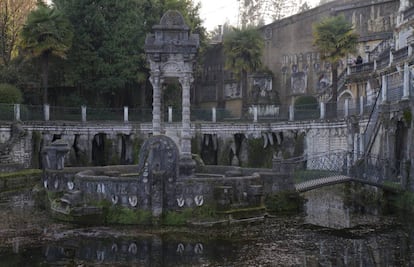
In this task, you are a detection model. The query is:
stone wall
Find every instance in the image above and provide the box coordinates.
[260,0,398,106]
[0,120,351,170]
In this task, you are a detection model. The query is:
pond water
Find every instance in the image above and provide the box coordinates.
[0,184,413,266]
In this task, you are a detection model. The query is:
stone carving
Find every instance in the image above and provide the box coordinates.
[160,10,186,26]
[137,136,179,179]
[162,62,181,73]
[291,72,307,94]
[264,27,272,40]
[225,82,241,99]
[250,74,275,105]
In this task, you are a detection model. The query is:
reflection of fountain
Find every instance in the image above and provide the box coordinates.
[43,234,236,266]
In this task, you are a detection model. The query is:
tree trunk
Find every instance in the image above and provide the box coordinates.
[241,69,248,116]
[329,63,338,118]
[41,52,49,105]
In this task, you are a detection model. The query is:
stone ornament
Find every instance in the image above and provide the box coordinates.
[97,183,105,194]
[160,10,186,26]
[128,196,138,207]
[67,181,74,190]
[176,196,185,207]
[54,180,59,189]
[111,195,119,204]
[176,243,185,254]
[128,243,137,254]
[43,180,48,189]
[194,195,204,206]
[194,243,204,254]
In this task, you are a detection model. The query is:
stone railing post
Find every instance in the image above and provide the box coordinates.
[124,106,129,122]
[81,105,87,122]
[44,104,50,121]
[253,106,258,122]
[359,96,365,116]
[14,104,20,121]
[381,75,388,103]
[212,107,216,122]
[344,99,349,117]
[289,105,294,121]
[168,106,173,123]
[403,62,410,100]
[320,102,325,119]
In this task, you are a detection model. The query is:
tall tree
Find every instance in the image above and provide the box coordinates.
[54,0,205,107]
[223,27,264,111]
[19,1,73,104]
[313,15,358,117]
[0,0,36,66]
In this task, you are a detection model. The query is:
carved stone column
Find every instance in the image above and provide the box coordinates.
[179,74,195,175]
[150,72,162,135]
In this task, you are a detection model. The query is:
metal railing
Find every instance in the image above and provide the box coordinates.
[282,150,400,189]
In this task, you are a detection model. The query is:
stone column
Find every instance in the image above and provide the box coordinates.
[179,74,195,176]
[44,104,50,121]
[403,62,410,100]
[253,106,258,122]
[212,107,216,122]
[320,102,325,119]
[359,96,365,116]
[14,104,20,121]
[81,105,87,122]
[289,105,294,121]
[381,75,388,103]
[168,106,172,123]
[344,99,349,117]
[123,106,129,122]
[150,72,162,135]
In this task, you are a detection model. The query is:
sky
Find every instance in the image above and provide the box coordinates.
[198,0,321,31]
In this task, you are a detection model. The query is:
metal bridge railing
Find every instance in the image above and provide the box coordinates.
[276,150,348,184]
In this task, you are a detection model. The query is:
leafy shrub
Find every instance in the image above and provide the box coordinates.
[0,83,22,104]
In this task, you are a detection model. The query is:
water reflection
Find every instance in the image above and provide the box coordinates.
[42,235,236,266]
[303,183,381,229]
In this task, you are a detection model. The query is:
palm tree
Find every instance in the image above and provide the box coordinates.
[223,27,264,113]
[313,15,359,117]
[20,2,73,104]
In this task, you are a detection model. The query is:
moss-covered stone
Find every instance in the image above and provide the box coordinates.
[31,131,42,169]
[132,136,143,164]
[106,206,152,225]
[245,137,273,168]
[265,191,304,214]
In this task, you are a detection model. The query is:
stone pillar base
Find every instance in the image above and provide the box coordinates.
[179,157,196,177]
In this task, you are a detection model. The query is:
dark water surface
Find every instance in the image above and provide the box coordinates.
[0,186,413,266]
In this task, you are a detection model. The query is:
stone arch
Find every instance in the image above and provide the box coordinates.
[294,95,318,120]
[338,91,355,114]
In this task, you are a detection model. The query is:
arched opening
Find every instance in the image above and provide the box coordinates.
[338,92,354,116]
[201,134,217,165]
[162,80,182,122]
[92,133,107,166]
[294,96,318,120]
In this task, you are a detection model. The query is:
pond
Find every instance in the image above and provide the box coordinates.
[0,184,413,266]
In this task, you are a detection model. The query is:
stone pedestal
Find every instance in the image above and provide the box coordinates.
[42,140,70,170]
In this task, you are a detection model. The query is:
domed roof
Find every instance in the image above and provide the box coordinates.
[159,10,186,26]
